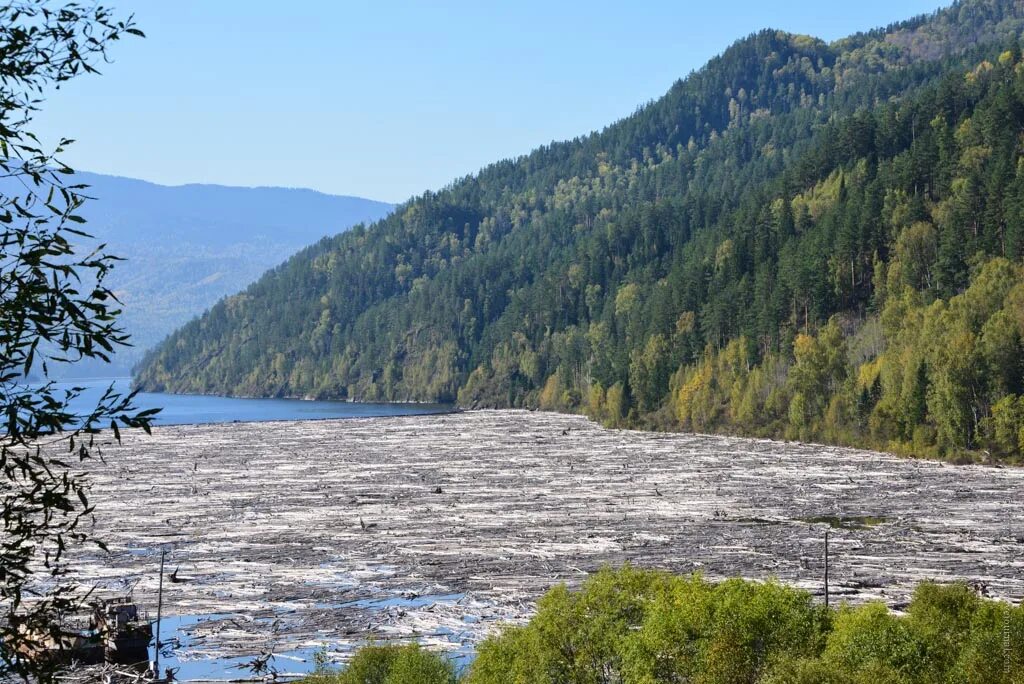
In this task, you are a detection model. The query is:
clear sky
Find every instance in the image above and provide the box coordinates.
[32,0,946,204]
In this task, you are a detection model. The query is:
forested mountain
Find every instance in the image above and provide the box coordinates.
[48,173,393,377]
[138,0,1024,461]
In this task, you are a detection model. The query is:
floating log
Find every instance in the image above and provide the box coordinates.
[58,410,1024,663]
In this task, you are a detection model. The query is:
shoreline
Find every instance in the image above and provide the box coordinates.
[131,401,995,473]
[127,381,1014,468]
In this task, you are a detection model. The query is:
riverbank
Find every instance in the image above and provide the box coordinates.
[71,410,1024,674]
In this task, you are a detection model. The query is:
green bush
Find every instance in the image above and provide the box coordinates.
[759,582,1024,684]
[467,567,829,684]
[817,602,926,683]
[303,643,457,684]
[465,565,676,684]
[622,576,829,684]
[309,568,1024,684]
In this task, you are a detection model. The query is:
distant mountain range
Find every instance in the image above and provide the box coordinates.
[57,172,393,377]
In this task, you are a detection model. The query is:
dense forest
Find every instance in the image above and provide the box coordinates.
[138,0,1024,461]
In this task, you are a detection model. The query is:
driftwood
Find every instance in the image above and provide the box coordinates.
[62,410,1024,664]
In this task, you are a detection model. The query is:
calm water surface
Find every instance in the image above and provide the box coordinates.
[54,377,453,426]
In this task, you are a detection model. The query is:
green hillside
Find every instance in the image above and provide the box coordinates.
[137,0,1024,461]
[29,172,393,378]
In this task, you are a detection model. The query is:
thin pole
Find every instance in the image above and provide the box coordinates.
[154,547,165,678]
[824,529,830,609]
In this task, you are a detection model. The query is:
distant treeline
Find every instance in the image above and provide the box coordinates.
[303,566,1024,684]
[138,0,1024,461]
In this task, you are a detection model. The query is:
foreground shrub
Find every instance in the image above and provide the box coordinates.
[464,565,675,684]
[465,566,828,684]
[622,576,830,683]
[308,568,1024,684]
[759,583,1024,684]
[304,643,457,684]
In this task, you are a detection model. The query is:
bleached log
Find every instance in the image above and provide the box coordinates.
[59,410,1024,662]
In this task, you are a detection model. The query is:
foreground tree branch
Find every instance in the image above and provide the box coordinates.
[0,2,151,680]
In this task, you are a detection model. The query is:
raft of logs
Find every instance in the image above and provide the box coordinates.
[66,410,1024,665]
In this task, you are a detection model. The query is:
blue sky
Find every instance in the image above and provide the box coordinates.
[33,0,945,204]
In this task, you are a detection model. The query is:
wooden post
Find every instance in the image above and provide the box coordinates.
[154,547,165,678]
[824,529,830,609]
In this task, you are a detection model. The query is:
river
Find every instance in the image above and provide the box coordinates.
[49,377,452,426]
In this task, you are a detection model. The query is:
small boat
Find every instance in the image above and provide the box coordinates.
[94,596,153,665]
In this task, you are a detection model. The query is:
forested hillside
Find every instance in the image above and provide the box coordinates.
[51,173,392,377]
[137,0,1024,461]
